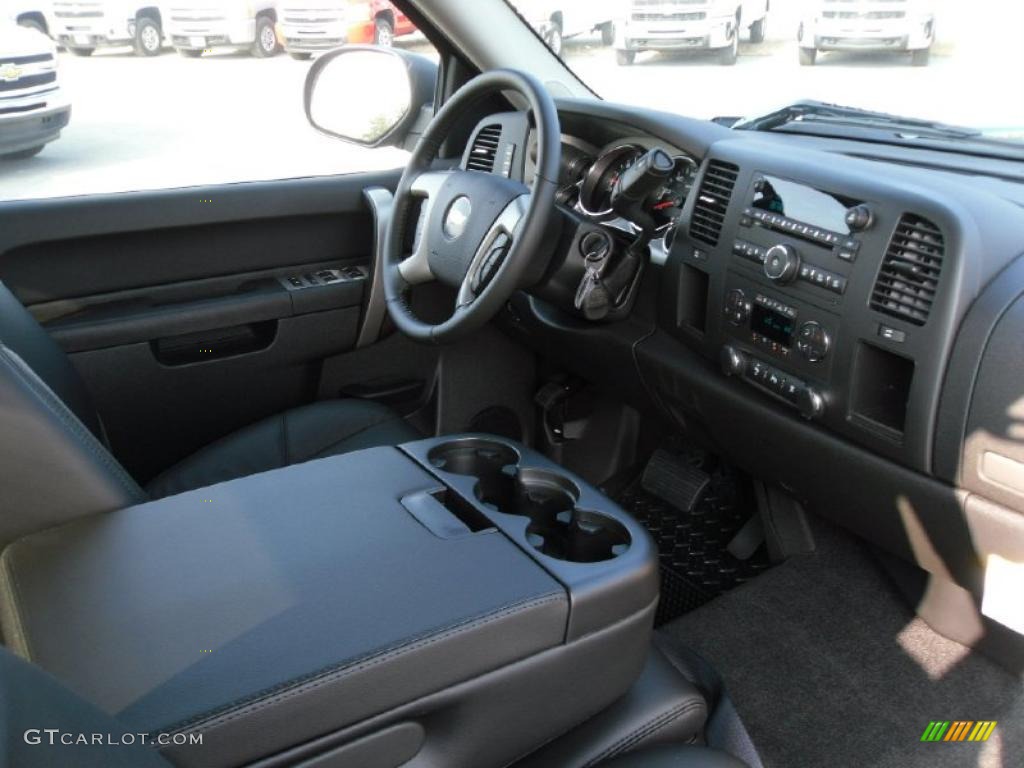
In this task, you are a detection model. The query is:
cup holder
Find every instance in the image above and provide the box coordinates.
[427,438,519,479]
[426,439,631,563]
[475,467,631,564]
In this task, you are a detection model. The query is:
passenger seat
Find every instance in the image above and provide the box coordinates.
[597,745,748,767]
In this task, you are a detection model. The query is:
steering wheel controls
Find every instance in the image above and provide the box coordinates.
[471,233,511,293]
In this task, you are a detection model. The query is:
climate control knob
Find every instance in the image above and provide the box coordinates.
[798,388,826,419]
[720,345,747,376]
[723,289,752,326]
[763,244,800,284]
[796,321,831,362]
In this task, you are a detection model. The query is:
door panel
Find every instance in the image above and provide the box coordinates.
[0,171,403,482]
[0,172,399,304]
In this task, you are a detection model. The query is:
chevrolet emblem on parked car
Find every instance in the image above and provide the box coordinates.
[0,63,24,83]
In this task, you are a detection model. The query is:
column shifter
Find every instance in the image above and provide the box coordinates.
[574,149,673,322]
[610,147,675,231]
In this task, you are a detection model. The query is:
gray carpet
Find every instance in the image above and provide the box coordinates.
[659,521,1024,768]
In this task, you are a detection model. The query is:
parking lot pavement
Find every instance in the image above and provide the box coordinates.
[1,21,1022,201]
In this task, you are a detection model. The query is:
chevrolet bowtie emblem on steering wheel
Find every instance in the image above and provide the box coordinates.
[443,196,472,240]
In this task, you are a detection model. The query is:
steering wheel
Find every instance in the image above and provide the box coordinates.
[382,69,561,344]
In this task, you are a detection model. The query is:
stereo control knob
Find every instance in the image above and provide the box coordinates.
[796,321,831,362]
[764,244,800,284]
[845,204,874,232]
[721,345,747,376]
[799,388,825,420]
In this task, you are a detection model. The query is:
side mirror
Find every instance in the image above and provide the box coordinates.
[304,46,437,148]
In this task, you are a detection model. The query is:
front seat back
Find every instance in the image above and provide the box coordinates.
[0,282,144,548]
[0,281,104,440]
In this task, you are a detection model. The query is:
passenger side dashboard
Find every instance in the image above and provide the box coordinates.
[663,139,982,474]
[506,98,1024,603]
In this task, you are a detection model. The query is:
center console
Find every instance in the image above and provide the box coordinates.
[718,172,868,420]
[661,144,969,472]
[0,437,657,768]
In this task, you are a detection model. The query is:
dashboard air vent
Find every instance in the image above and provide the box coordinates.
[466,124,502,172]
[870,214,945,326]
[689,160,739,247]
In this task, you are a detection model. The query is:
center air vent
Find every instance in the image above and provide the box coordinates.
[466,124,502,172]
[689,160,739,247]
[870,214,945,326]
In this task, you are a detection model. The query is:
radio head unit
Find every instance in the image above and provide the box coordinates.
[752,174,863,237]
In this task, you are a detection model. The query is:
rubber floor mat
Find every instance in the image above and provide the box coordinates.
[615,449,772,625]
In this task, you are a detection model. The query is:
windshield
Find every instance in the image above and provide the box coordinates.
[507,0,1024,143]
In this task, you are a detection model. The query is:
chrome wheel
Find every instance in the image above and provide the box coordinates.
[259,26,276,53]
[141,25,160,52]
[374,20,394,47]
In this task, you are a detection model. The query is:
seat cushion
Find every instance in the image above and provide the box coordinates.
[515,646,708,767]
[597,745,748,768]
[146,399,420,498]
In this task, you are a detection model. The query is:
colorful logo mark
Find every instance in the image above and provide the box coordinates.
[921,721,997,742]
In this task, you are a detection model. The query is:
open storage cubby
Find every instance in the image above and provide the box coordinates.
[425,438,631,564]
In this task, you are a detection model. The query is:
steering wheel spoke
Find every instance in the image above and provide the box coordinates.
[456,194,531,308]
[381,69,560,343]
[397,170,452,286]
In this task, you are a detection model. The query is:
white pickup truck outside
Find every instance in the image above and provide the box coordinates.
[276,2,346,59]
[798,0,936,66]
[49,1,165,56]
[0,21,71,159]
[163,1,279,58]
[615,0,770,66]
[513,1,618,56]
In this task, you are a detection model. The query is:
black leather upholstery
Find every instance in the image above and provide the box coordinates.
[517,646,708,767]
[0,448,568,743]
[596,745,748,768]
[0,344,147,549]
[0,282,104,440]
[0,280,420,541]
[0,646,171,768]
[146,399,420,498]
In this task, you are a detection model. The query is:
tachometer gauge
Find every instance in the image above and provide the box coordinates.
[650,155,699,229]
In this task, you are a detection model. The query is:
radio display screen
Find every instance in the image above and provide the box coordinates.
[752,175,861,235]
[752,305,795,346]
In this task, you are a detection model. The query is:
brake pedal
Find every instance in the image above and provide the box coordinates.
[640,449,711,514]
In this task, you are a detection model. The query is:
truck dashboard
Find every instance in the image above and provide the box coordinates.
[490,97,1024,597]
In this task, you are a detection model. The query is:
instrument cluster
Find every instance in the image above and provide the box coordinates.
[556,137,698,238]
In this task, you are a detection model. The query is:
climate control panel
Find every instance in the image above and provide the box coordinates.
[717,271,840,419]
[722,288,834,365]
